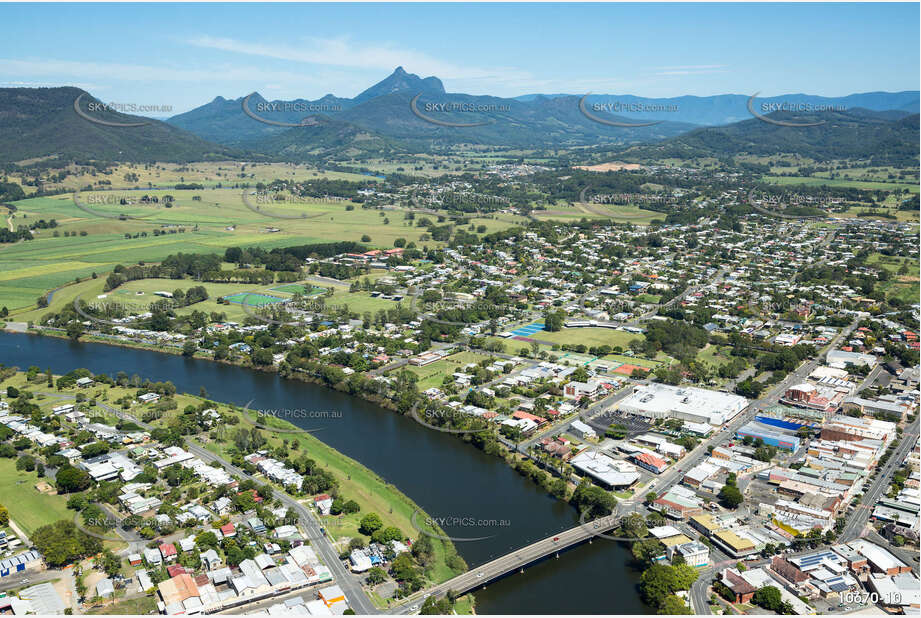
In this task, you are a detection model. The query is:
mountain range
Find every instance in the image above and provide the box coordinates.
[0,68,917,164]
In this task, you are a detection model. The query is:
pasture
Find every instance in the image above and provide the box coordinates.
[0,186,518,313]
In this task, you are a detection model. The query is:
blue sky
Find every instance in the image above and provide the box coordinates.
[1,3,918,114]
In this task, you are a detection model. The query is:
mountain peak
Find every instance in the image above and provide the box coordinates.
[353,67,444,104]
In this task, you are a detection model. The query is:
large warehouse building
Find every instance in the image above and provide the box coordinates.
[617,383,749,426]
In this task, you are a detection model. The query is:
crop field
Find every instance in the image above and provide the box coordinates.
[761,174,920,193]
[0,187,519,313]
[16,160,380,194]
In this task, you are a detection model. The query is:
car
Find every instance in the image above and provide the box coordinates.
[553,536,560,542]
[476,572,484,578]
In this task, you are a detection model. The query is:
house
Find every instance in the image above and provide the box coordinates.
[159,543,178,563]
[213,496,233,515]
[564,380,602,400]
[315,494,334,515]
[96,578,114,598]
[144,547,162,566]
[220,522,236,538]
[201,549,221,571]
[137,392,160,404]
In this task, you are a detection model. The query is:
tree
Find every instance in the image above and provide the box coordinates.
[640,564,680,607]
[55,465,92,493]
[658,595,692,615]
[0,504,8,526]
[752,586,784,613]
[31,520,101,567]
[359,512,383,536]
[98,549,121,577]
[366,566,387,585]
[718,484,743,509]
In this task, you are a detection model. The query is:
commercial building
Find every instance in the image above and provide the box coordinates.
[617,383,748,426]
[736,422,800,451]
[569,450,639,489]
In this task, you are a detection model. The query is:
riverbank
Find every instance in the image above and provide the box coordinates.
[0,366,473,612]
[0,329,653,615]
[20,325,575,504]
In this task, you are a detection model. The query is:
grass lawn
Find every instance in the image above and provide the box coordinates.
[401,351,492,391]
[86,595,158,615]
[535,327,642,349]
[0,457,72,536]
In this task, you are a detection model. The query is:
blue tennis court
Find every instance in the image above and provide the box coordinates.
[511,321,546,336]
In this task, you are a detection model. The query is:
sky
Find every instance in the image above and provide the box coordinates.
[1,2,918,115]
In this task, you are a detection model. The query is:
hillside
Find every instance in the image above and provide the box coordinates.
[0,87,241,163]
[615,108,920,165]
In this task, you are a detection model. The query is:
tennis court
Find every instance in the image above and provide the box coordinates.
[510,321,546,337]
[270,283,326,296]
[222,292,287,306]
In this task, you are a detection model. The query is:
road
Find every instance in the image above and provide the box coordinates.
[840,416,920,543]
[43,393,378,616]
[386,514,621,614]
[655,319,860,493]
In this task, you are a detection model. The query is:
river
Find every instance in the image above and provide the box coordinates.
[0,331,648,614]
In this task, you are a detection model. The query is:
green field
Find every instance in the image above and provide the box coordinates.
[0,457,72,536]
[270,283,325,296]
[761,175,920,193]
[401,350,490,390]
[222,292,286,306]
[0,187,519,313]
[529,327,642,349]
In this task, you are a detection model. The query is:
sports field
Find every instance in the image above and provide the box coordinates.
[510,321,546,336]
[222,292,287,306]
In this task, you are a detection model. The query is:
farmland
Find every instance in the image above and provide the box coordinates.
[0,186,518,314]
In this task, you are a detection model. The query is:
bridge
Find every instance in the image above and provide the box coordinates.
[389,514,620,613]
